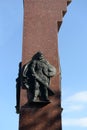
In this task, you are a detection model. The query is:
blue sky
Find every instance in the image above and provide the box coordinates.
[0,0,87,130]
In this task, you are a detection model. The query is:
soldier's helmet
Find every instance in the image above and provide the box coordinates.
[32,51,44,60]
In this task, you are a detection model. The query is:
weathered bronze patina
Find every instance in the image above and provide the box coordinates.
[22,52,56,103]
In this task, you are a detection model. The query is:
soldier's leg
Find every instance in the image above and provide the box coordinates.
[40,86,49,101]
[33,81,40,101]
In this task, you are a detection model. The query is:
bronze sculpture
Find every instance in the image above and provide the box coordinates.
[22,52,56,103]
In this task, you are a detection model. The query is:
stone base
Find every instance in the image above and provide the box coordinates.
[19,99,62,130]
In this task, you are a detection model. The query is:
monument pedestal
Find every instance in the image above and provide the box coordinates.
[19,97,62,130]
[17,0,71,130]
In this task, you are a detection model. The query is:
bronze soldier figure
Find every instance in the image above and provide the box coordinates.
[22,52,56,102]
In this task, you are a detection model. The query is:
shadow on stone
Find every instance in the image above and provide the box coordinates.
[22,100,51,108]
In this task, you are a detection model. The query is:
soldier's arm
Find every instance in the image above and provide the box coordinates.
[30,60,37,76]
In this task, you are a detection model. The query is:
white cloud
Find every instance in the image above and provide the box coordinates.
[65,104,84,112]
[63,117,87,127]
[63,91,87,112]
[62,91,87,128]
[66,91,87,103]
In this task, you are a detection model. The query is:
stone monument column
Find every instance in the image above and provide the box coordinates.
[16,0,71,130]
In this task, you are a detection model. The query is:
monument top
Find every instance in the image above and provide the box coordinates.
[22,0,71,65]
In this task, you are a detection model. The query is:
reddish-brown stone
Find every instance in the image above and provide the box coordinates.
[19,0,71,130]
